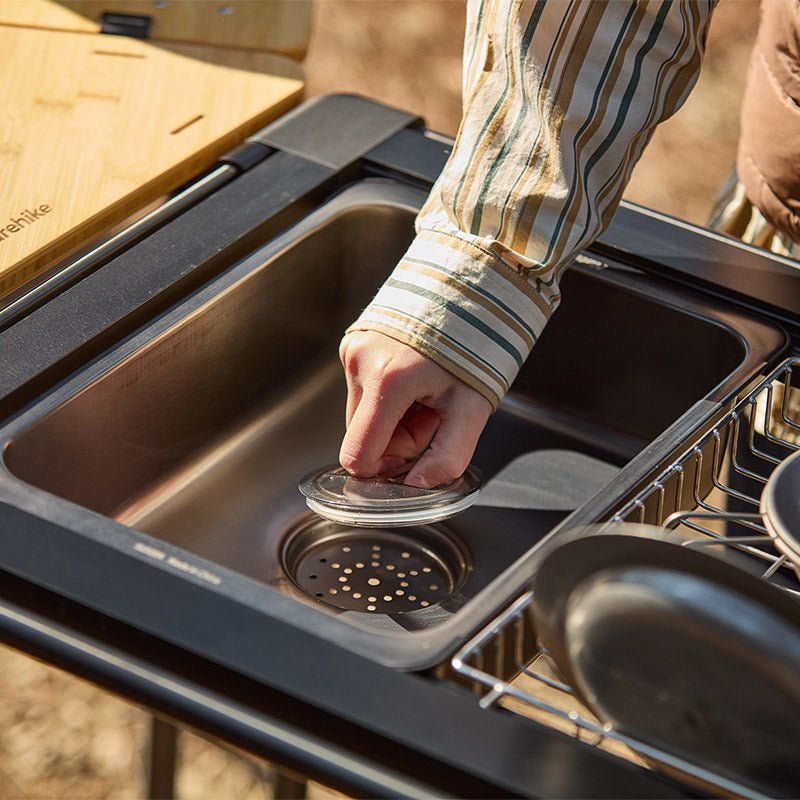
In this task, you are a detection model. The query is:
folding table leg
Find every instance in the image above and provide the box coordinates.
[145,715,178,800]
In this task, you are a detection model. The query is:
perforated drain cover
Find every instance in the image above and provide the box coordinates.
[282,516,469,614]
[298,464,482,527]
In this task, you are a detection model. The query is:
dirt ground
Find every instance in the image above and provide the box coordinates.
[0,1,761,798]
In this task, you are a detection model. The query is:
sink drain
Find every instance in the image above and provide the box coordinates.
[282,516,469,614]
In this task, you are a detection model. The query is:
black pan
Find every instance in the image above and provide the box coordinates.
[530,526,800,797]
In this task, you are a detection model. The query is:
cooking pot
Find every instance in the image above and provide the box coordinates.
[762,449,800,582]
[530,525,800,797]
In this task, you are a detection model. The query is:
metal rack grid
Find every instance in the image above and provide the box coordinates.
[451,357,800,798]
[611,356,800,581]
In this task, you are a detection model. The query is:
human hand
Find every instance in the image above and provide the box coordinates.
[338,331,493,489]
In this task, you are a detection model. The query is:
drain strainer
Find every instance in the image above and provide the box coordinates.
[282,516,469,614]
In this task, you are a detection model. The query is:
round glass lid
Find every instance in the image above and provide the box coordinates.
[298,464,483,527]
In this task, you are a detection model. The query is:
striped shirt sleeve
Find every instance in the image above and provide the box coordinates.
[348,0,716,409]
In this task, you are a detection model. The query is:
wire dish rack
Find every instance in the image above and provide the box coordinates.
[451,357,800,798]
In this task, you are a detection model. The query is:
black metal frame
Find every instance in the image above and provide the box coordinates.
[0,95,798,797]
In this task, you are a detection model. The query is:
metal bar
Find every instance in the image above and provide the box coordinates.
[745,397,789,466]
[728,413,774,483]
[0,165,237,332]
[780,370,800,432]
[146,717,179,800]
[451,594,533,667]
[689,448,704,509]
[762,553,789,580]
[519,663,573,694]
[666,510,779,563]
[681,533,769,548]
[272,771,308,800]
[664,511,764,528]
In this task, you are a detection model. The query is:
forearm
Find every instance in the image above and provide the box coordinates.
[350,0,715,408]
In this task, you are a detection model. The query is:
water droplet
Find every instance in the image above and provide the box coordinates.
[367,578,380,586]
[367,605,376,612]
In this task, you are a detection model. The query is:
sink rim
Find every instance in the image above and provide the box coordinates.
[0,178,788,671]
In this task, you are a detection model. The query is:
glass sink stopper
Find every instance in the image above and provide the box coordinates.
[298,464,483,527]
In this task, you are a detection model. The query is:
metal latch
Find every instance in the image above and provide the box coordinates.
[100,12,152,38]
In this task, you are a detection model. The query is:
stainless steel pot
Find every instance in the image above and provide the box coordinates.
[762,449,800,582]
[530,525,800,797]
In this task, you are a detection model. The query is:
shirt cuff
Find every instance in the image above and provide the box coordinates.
[346,228,556,410]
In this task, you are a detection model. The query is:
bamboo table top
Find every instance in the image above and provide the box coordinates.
[0,1,306,298]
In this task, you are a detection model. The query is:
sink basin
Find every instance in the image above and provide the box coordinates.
[0,180,784,669]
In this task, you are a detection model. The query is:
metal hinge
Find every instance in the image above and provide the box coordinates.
[100,12,152,38]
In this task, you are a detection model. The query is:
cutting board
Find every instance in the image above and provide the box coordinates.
[0,4,306,298]
[0,0,314,60]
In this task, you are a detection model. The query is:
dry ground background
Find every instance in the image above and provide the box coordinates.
[1,1,761,797]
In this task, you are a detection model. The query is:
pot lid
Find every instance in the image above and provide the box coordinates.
[761,449,800,558]
[299,464,483,527]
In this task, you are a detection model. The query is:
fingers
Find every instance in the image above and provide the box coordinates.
[339,384,415,477]
[382,404,440,461]
[340,334,362,427]
[340,332,432,476]
[404,392,492,489]
[338,330,493,486]
[345,380,362,428]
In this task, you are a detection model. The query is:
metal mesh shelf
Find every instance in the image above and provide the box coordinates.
[611,356,800,584]
[451,357,800,798]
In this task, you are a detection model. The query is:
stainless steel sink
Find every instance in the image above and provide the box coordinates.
[0,180,784,668]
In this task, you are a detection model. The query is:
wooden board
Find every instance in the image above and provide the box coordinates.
[0,25,304,296]
[0,0,313,60]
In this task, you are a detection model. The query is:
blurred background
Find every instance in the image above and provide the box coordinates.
[0,1,760,797]
[304,0,761,224]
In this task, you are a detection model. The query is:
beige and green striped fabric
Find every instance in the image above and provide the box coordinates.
[349,0,716,409]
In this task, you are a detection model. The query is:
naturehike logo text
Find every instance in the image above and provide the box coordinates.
[0,206,53,242]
